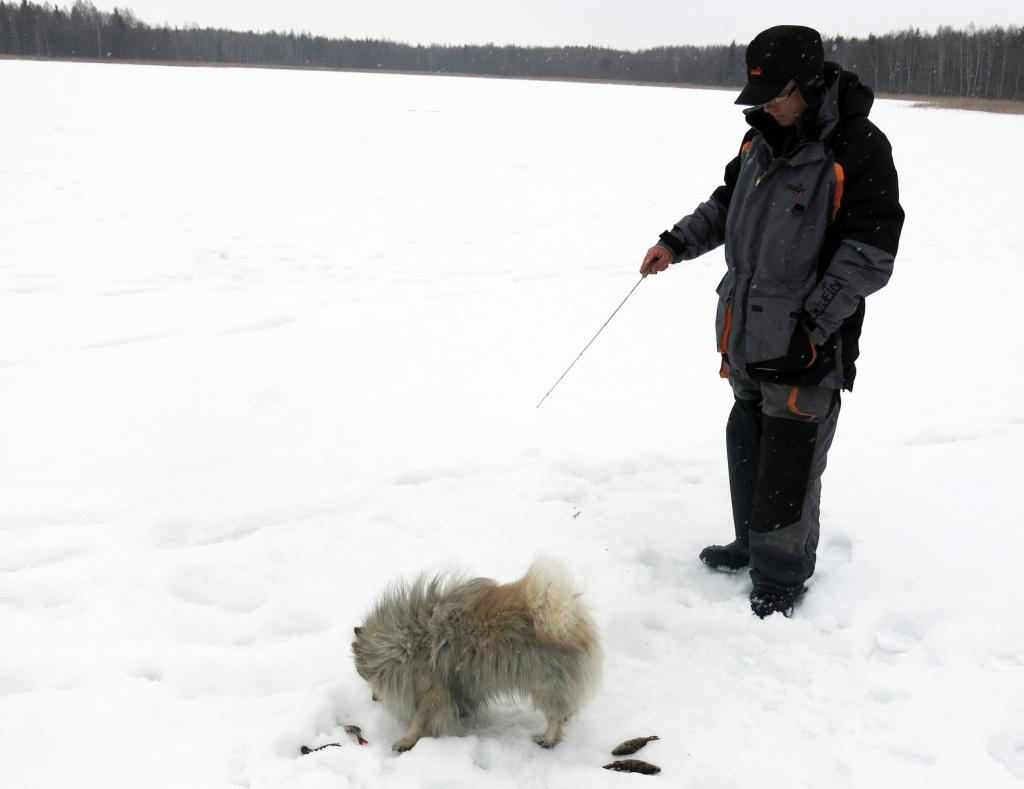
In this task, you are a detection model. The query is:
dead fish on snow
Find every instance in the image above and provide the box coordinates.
[344,725,369,745]
[300,724,369,754]
[611,735,659,756]
[603,759,661,775]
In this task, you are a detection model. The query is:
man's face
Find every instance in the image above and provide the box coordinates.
[762,79,810,127]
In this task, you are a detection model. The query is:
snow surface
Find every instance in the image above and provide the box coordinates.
[2,59,1024,788]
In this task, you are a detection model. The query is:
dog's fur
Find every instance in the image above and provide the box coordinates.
[352,558,601,752]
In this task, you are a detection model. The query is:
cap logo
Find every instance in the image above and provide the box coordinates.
[750,67,762,75]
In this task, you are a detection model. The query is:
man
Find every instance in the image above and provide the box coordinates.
[640,26,904,618]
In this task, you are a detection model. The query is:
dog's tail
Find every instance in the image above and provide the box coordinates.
[521,557,599,653]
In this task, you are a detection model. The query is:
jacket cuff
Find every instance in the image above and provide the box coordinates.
[803,317,830,346]
[657,231,686,258]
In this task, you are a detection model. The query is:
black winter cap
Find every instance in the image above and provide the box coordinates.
[735,25,825,106]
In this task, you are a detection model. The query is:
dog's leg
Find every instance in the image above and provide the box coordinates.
[530,686,573,748]
[392,673,458,753]
[392,691,455,752]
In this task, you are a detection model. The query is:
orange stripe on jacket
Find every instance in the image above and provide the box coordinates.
[832,163,845,220]
[788,386,817,418]
[718,302,733,353]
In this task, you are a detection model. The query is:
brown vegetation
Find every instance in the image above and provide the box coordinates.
[906,96,1024,114]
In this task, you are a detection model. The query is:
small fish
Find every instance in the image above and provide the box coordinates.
[344,725,369,745]
[611,735,660,756]
[300,743,340,755]
[300,725,369,754]
[603,759,662,775]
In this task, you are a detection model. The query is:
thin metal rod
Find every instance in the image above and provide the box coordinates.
[536,276,645,408]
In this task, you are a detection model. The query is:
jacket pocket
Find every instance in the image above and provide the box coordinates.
[745,296,817,372]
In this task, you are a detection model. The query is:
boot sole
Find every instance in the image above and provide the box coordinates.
[699,556,749,572]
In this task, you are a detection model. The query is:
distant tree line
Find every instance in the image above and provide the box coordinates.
[2,1,1023,101]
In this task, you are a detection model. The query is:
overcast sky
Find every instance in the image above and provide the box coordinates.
[102,1,1022,51]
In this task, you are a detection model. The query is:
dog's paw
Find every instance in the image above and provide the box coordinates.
[533,735,560,749]
[391,737,418,753]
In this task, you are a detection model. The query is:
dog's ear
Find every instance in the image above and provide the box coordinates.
[354,626,362,637]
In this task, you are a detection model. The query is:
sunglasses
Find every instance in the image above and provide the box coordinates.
[763,82,799,107]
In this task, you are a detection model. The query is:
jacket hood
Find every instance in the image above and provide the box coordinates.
[830,63,874,119]
[812,63,873,139]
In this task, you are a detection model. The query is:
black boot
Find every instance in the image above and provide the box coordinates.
[750,583,806,619]
[699,540,750,571]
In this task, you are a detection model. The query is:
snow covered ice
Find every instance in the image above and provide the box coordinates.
[2,59,1024,788]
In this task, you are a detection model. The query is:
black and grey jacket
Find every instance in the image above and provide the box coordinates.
[658,64,905,390]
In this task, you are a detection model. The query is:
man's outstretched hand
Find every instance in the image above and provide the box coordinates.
[640,245,673,277]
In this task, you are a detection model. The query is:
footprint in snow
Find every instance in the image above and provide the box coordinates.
[216,316,295,336]
[820,531,853,565]
[989,714,1024,780]
[871,611,930,661]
